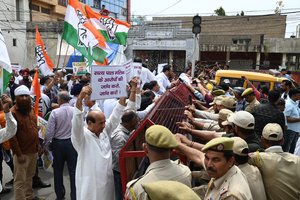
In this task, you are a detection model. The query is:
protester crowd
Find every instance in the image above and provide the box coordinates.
[0,58,299,200]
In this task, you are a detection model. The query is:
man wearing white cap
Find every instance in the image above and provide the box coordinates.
[221,111,261,152]
[249,123,300,200]
[8,85,42,200]
[232,137,267,200]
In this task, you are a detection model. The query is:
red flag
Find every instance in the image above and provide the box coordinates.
[32,70,41,117]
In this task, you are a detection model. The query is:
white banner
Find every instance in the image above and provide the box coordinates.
[90,65,127,100]
[123,59,133,82]
[11,64,22,72]
[132,62,142,78]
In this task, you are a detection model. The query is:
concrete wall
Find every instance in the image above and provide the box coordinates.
[264,38,300,53]
[0,0,29,66]
[153,15,287,38]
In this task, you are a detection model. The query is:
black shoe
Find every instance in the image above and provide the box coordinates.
[5,179,13,187]
[32,179,51,189]
[0,187,11,194]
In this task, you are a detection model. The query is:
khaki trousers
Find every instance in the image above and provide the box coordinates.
[13,153,37,200]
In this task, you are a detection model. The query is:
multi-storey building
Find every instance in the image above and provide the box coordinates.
[29,0,130,22]
[126,15,300,72]
[1,0,131,68]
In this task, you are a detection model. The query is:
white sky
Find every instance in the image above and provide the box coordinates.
[131,0,300,38]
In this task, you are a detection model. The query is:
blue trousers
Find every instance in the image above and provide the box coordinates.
[282,129,299,153]
[52,138,77,200]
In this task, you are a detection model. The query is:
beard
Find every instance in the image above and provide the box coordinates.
[16,98,32,115]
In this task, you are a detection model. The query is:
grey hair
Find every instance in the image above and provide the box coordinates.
[58,91,71,102]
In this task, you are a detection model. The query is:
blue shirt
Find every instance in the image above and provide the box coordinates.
[284,98,300,132]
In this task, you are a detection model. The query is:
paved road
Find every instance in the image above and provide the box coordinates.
[1,161,71,200]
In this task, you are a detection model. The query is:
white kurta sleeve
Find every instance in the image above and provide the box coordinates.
[71,107,85,150]
[135,93,141,110]
[105,103,125,138]
[137,103,155,120]
[0,112,17,143]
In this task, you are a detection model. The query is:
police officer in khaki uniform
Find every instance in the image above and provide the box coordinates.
[202,137,253,200]
[249,123,300,200]
[125,125,191,200]
[241,88,260,113]
[142,181,201,200]
[232,137,267,200]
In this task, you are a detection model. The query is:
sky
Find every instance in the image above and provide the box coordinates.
[131,0,300,38]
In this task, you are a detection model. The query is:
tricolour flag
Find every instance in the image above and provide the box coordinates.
[0,29,12,95]
[36,26,54,76]
[32,70,41,117]
[85,5,131,46]
[62,0,110,65]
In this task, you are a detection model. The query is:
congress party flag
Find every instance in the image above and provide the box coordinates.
[35,25,54,76]
[0,29,12,94]
[85,5,131,46]
[62,0,110,65]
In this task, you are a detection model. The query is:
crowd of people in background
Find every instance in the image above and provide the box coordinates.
[0,57,299,200]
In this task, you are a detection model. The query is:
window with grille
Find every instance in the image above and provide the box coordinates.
[30,4,40,11]
[41,7,51,15]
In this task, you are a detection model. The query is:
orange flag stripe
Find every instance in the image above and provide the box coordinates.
[32,70,41,117]
[68,0,108,49]
[35,26,54,70]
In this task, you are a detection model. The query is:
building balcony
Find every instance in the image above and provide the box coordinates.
[53,4,67,15]
[32,0,57,6]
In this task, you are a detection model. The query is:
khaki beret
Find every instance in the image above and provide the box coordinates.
[142,181,201,200]
[232,137,249,156]
[227,111,255,130]
[218,109,233,121]
[212,89,225,96]
[202,137,234,153]
[209,95,225,106]
[221,96,236,109]
[241,88,254,97]
[262,123,283,141]
[145,125,178,149]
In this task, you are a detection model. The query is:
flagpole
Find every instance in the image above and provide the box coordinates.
[62,43,70,69]
[56,34,63,70]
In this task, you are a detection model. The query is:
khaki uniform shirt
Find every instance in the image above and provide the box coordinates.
[125,159,191,200]
[245,99,260,113]
[203,121,221,131]
[204,166,253,200]
[238,163,267,200]
[249,146,300,200]
[195,109,219,121]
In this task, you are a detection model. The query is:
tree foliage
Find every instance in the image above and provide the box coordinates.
[214,6,226,16]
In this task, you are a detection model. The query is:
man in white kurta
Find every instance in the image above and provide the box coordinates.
[71,86,126,200]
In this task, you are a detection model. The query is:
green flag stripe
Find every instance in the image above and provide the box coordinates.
[3,68,11,93]
[62,22,108,64]
[99,30,128,45]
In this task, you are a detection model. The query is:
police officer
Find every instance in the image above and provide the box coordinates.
[241,88,260,113]
[202,137,253,200]
[232,137,267,200]
[142,181,200,200]
[249,123,300,200]
[125,125,191,200]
